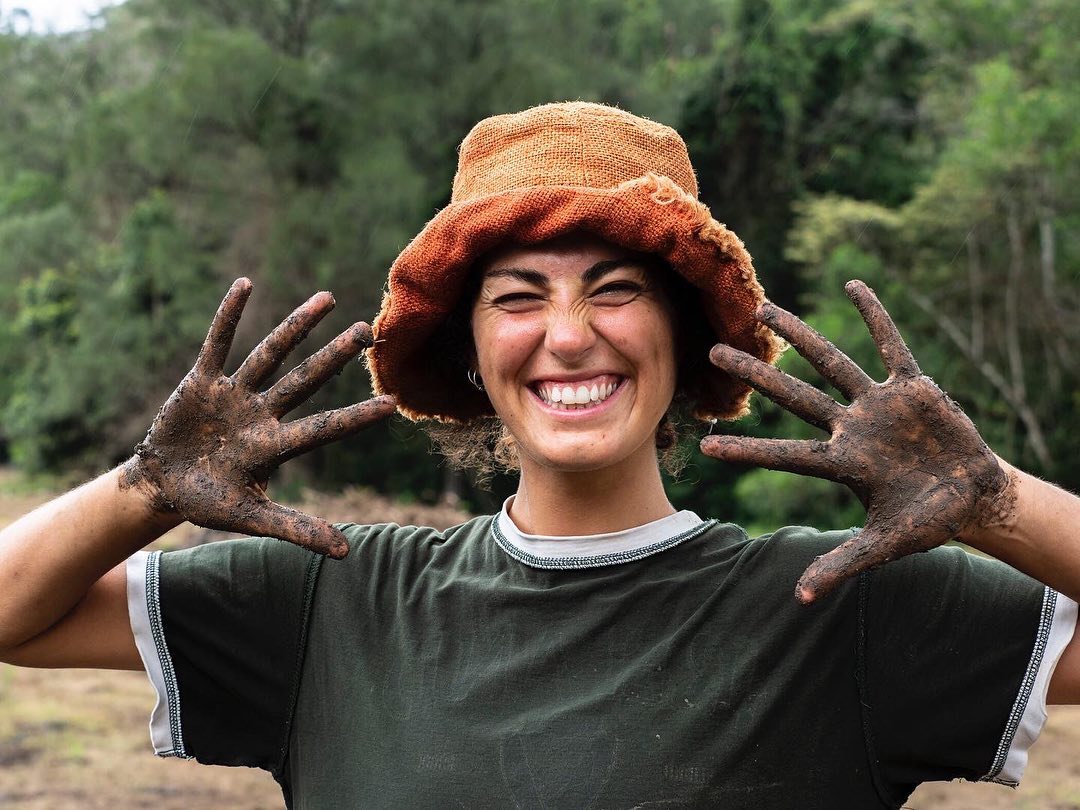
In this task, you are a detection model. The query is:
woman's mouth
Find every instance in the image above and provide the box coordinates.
[532,374,624,411]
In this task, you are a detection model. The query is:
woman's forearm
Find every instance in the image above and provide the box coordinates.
[962,458,1080,603]
[0,465,179,652]
[0,280,392,660]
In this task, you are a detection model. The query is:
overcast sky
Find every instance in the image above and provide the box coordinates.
[3,0,121,33]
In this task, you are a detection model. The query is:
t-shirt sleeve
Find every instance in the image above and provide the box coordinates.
[857,543,1077,802]
[126,538,323,772]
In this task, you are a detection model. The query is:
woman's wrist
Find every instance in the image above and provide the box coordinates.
[957,456,1023,553]
[977,455,1022,529]
[112,461,184,537]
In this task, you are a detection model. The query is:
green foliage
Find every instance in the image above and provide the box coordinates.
[0,0,1076,530]
[0,193,217,471]
[679,0,927,311]
[775,0,1080,497]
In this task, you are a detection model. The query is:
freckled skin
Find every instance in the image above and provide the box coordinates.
[471,239,678,475]
[701,280,1015,603]
[120,278,396,558]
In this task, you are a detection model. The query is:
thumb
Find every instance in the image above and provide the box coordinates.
[231,497,351,559]
[795,526,896,604]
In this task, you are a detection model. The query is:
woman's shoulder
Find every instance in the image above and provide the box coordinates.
[697,521,859,558]
[689,522,863,593]
[156,514,497,583]
[748,524,861,553]
[318,513,497,576]
[335,513,494,549]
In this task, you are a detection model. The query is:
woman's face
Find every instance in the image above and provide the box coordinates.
[470,233,678,474]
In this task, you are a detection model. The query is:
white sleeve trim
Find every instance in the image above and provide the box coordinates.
[982,588,1077,785]
[126,550,193,759]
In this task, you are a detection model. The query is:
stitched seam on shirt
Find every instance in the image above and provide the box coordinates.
[980,585,1056,784]
[273,550,325,777]
[146,550,193,760]
[856,571,895,808]
[491,517,717,569]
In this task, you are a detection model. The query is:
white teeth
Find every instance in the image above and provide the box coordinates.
[537,379,620,407]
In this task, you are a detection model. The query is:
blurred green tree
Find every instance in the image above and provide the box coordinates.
[0,0,1076,527]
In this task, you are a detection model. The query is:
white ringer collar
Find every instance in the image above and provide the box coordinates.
[493,496,713,570]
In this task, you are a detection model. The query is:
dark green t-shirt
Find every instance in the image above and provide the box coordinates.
[134,516,1058,809]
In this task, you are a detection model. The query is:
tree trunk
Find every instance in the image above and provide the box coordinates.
[887,268,1054,470]
[1037,173,1071,369]
[442,465,464,507]
[1003,197,1026,405]
[967,225,984,363]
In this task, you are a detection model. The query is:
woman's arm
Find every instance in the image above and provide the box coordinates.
[0,468,177,668]
[702,281,1080,702]
[702,281,1068,598]
[960,461,1080,703]
[0,278,394,670]
[963,460,1080,607]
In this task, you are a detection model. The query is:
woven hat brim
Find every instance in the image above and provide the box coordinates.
[369,174,782,422]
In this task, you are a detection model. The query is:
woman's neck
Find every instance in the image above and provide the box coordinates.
[509,445,676,536]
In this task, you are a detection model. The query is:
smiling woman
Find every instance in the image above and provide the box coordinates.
[467,236,680,534]
[2,101,1080,809]
[426,240,715,481]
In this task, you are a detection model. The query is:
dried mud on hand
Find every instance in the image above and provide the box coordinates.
[120,278,396,558]
[702,281,1014,602]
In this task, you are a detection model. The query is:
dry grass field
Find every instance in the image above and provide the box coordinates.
[2,470,1078,808]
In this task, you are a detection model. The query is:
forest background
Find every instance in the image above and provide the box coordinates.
[0,0,1077,533]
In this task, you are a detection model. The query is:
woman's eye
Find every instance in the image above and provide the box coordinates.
[492,292,543,307]
[592,282,642,301]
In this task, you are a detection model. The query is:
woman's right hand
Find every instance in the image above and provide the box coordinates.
[121,278,396,558]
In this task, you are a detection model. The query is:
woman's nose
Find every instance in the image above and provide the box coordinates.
[544,309,595,362]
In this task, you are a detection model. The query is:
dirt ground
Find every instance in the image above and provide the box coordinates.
[2,471,1079,808]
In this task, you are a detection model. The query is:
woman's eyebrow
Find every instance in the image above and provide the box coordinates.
[482,267,548,286]
[483,258,641,287]
[581,258,640,284]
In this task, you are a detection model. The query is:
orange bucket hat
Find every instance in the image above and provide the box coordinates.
[368,101,781,422]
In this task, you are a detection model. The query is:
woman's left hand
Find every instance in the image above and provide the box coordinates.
[701,280,1017,603]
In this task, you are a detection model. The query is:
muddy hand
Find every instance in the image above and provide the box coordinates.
[120,278,397,558]
[700,280,1014,603]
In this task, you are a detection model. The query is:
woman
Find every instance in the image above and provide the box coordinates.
[2,102,1079,808]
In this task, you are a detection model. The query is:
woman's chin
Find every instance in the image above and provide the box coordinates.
[517,433,656,476]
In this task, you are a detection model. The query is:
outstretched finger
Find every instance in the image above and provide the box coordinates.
[795,526,898,604]
[233,497,352,558]
[277,395,397,459]
[757,302,874,401]
[265,322,374,417]
[232,291,336,390]
[845,280,921,379]
[700,435,838,479]
[709,344,843,432]
[195,278,254,376]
